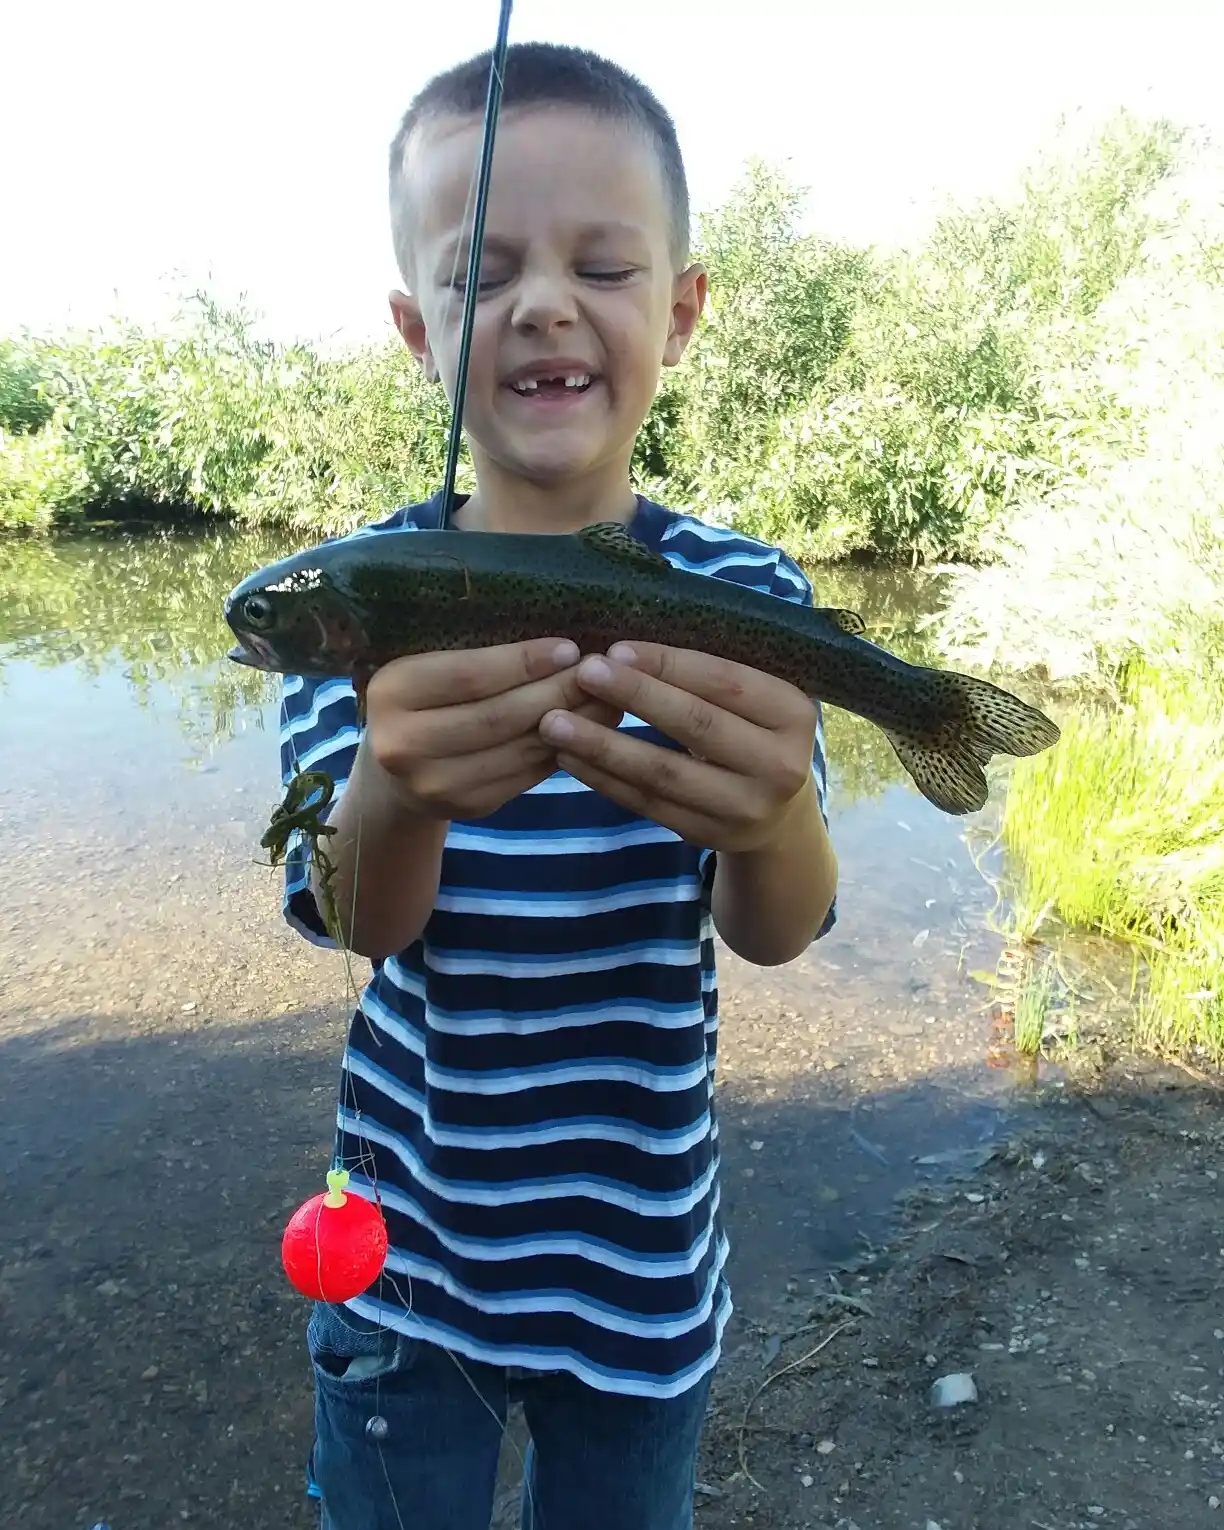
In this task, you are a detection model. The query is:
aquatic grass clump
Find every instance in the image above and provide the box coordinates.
[1012,952,1059,1055]
[1002,663,1224,1057]
[1141,911,1224,1055]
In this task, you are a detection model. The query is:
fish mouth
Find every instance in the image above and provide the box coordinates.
[227,638,277,671]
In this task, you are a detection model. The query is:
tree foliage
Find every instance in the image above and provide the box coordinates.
[0,108,1203,607]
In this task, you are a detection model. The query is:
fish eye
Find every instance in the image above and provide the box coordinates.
[242,593,276,630]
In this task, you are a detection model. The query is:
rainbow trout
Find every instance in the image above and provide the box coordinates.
[224,520,1059,815]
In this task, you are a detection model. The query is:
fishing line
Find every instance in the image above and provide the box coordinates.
[283,5,534,1523]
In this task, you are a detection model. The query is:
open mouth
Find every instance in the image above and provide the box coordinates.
[227,637,276,671]
[507,371,595,398]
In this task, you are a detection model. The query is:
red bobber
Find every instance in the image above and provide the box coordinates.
[282,1168,388,1302]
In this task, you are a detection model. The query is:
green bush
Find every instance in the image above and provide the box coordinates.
[0,108,1201,567]
[0,338,55,435]
[935,128,1224,689]
[0,294,460,536]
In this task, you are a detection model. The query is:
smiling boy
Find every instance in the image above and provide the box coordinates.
[282,40,838,1530]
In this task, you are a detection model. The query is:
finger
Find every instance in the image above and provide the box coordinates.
[597,642,810,730]
[569,697,624,730]
[555,750,713,847]
[541,708,757,825]
[461,698,622,781]
[443,702,620,805]
[572,654,810,790]
[378,665,593,761]
[462,764,560,817]
[412,733,559,809]
[370,638,580,712]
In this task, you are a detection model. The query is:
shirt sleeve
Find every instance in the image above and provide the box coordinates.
[277,673,362,948]
[767,549,838,941]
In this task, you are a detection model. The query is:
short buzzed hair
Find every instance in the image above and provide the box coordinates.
[388,41,691,283]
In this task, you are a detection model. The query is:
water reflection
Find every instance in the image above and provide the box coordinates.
[0,528,951,805]
[804,563,950,802]
[0,526,296,750]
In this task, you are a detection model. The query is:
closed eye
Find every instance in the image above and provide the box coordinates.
[449,276,508,295]
[447,267,638,299]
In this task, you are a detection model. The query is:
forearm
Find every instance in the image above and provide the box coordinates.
[711,777,837,966]
[310,737,449,960]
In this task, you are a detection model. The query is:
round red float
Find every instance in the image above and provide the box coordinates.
[281,1168,388,1302]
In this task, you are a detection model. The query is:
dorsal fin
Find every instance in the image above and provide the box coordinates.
[813,606,867,636]
[576,521,674,575]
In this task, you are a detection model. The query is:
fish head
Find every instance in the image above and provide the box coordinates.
[223,558,370,677]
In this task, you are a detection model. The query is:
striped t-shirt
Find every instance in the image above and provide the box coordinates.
[279,490,836,1399]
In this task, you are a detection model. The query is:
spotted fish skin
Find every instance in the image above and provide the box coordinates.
[224,522,1060,816]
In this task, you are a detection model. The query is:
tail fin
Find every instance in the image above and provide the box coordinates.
[884,672,1060,815]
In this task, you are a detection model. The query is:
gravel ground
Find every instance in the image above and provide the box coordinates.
[4,652,1219,1530]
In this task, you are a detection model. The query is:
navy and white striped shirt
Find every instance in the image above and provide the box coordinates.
[279,491,836,1398]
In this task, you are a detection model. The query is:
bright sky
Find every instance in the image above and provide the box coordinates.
[5,0,1222,348]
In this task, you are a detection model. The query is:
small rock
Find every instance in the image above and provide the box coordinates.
[1208,1495,1220,1510]
[926,1521,944,1530]
[817,1439,836,1454]
[929,1372,978,1408]
[693,1481,723,1499]
[141,1365,160,1381]
[181,1002,196,1013]
[1087,1508,1105,1518]
[96,1279,121,1298]
[748,1140,764,1152]
[799,1473,813,1487]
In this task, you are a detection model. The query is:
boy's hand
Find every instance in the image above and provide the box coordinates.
[538,642,817,853]
[359,638,623,822]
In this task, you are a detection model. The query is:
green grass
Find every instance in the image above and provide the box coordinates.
[1012,952,1058,1055]
[1001,662,1224,1058]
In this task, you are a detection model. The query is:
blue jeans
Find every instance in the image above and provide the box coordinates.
[307,1301,715,1530]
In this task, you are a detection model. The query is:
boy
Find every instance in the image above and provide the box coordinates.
[280,40,839,1530]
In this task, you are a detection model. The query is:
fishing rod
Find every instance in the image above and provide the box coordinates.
[439,0,516,522]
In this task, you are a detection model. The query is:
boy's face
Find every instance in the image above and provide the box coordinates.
[390,105,705,494]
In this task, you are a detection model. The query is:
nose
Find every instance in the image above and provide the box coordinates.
[510,262,578,335]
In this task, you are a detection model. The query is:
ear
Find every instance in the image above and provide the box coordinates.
[389,289,439,382]
[662,262,708,368]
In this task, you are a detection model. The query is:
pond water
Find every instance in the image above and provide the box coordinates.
[0,520,977,826]
[1,523,1044,1303]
